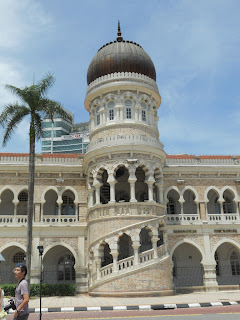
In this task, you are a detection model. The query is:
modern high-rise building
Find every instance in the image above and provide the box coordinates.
[41,114,90,154]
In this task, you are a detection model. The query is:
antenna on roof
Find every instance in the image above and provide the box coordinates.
[117,20,123,42]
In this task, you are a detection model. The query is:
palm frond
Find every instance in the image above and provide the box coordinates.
[2,106,30,146]
[0,103,29,127]
[39,98,73,122]
[37,73,55,97]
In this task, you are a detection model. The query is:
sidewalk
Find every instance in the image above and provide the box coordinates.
[4,290,240,311]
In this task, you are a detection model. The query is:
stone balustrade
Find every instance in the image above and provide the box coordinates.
[167,213,201,224]
[86,133,163,152]
[207,213,239,223]
[165,156,240,166]
[87,202,165,221]
[0,153,83,166]
[94,246,165,285]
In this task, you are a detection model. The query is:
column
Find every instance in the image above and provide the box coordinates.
[132,243,140,267]
[119,106,124,121]
[34,203,41,223]
[180,201,184,216]
[13,201,18,223]
[115,105,121,121]
[88,188,94,208]
[199,202,207,221]
[195,201,200,216]
[129,177,137,202]
[93,180,102,205]
[202,234,218,291]
[96,259,101,280]
[108,174,116,203]
[152,237,158,259]
[112,252,118,274]
[155,183,163,204]
[147,181,154,202]
[57,200,62,223]
[219,200,224,214]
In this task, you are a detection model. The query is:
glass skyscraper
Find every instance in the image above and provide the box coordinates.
[41,115,89,154]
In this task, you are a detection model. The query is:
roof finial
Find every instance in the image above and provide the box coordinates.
[117,20,123,42]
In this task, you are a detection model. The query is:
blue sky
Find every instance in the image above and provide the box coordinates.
[0,0,239,155]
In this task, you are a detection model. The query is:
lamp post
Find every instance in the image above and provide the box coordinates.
[37,246,44,320]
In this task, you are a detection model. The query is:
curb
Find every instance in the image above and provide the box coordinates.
[8,301,240,313]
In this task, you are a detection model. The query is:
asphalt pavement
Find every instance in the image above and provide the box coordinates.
[3,290,240,312]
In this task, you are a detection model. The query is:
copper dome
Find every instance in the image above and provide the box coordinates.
[87,25,156,85]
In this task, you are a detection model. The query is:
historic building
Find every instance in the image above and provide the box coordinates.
[0,25,240,296]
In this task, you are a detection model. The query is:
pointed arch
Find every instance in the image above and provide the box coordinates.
[204,186,222,202]
[41,186,59,203]
[0,186,18,203]
[59,186,79,203]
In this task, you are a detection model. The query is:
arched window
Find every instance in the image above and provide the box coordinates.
[214,198,221,214]
[17,191,28,215]
[107,101,115,121]
[100,170,110,204]
[230,252,240,275]
[139,228,152,253]
[167,197,175,214]
[141,102,147,122]
[118,233,133,261]
[18,191,28,202]
[58,254,75,281]
[223,196,233,213]
[62,192,75,215]
[13,252,26,264]
[101,243,113,268]
[125,99,133,119]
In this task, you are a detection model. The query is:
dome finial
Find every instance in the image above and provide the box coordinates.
[117,20,123,42]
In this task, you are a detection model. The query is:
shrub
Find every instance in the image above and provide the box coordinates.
[1,283,76,297]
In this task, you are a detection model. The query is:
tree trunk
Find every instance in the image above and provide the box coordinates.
[26,122,35,290]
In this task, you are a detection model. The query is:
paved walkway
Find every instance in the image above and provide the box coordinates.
[3,290,240,310]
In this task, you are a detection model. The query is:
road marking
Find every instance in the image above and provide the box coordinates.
[53,314,203,320]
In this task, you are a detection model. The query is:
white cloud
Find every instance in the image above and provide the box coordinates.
[0,0,52,49]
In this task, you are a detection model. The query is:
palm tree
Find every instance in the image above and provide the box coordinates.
[0,73,72,285]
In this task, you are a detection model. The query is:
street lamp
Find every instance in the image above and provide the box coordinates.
[37,246,44,320]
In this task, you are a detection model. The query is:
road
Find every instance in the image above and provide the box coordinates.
[5,304,240,320]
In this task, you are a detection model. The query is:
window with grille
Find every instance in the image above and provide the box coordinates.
[231,252,240,275]
[62,195,74,215]
[13,252,26,263]
[126,108,132,119]
[167,197,175,214]
[109,109,114,120]
[142,110,146,121]
[18,191,28,202]
[96,114,100,125]
[223,196,233,213]
[58,254,75,281]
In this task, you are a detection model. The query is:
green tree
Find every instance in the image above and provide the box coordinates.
[0,73,72,285]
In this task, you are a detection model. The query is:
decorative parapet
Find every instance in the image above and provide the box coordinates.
[165,155,240,166]
[0,153,83,166]
[87,202,165,222]
[86,72,159,97]
[86,134,163,152]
